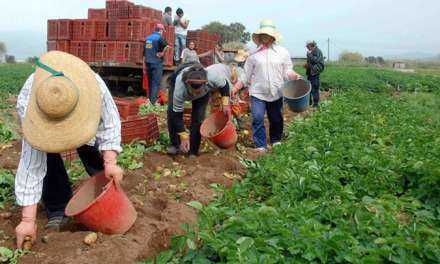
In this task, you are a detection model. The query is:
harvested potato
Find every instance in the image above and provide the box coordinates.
[83,232,98,245]
[0,212,12,219]
[22,236,33,250]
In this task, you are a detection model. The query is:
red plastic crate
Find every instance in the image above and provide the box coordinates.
[94,41,117,62]
[47,20,58,40]
[58,19,72,40]
[115,42,143,64]
[88,8,107,20]
[115,19,146,41]
[47,41,56,51]
[70,41,95,62]
[114,97,143,119]
[121,114,160,144]
[95,20,109,40]
[107,0,134,20]
[47,41,70,53]
[72,19,97,40]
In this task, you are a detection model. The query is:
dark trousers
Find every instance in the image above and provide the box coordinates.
[42,145,104,218]
[308,74,320,106]
[250,96,284,148]
[146,63,164,104]
[167,86,210,155]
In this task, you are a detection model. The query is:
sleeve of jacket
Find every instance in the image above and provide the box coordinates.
[94,74,123,153]
[283,48,294,81]
[307,49,323,64]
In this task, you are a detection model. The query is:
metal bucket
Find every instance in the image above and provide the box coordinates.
[283,79,311,112]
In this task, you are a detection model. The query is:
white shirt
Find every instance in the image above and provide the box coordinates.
[174,15,190,36]
[15,73,122,206]
[244,45,293,102]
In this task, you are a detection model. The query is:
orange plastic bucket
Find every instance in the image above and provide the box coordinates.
[65,172,137,234]
[200,111,238,149]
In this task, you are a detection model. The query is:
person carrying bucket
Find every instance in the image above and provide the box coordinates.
[210,50,249,127]
[244,19,301,153]
[167,64,232,156]
[14,51,124,249]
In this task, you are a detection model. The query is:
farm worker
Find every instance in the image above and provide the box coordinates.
[244,19,301,152]
[14,51,123,248]
[167,64,231,156]
[210,50,249,127]
[162,6,173,26]
[143,23,169,104]
[305,40,325,107]
[173,8,190,64]
[181,41,201,64]
[181,41,216,64]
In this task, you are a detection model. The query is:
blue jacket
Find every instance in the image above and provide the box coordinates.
[144,32,168,64]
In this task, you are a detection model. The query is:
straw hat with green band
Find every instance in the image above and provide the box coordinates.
[252,19,282,44]
[23,51,102,153]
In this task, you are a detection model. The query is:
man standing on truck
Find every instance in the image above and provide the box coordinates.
[144,23,169,104]
[162,7,173,26]
[173,8,190,64]
[167,64,231,156]
[305,40,325,107]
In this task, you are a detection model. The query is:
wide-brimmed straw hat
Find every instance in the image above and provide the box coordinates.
[234,49,249,63]
[23,51,102,153]
[252,19,282,44]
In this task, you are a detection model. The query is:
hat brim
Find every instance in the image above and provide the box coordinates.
[23,51,102,153]
[252,28,282,43]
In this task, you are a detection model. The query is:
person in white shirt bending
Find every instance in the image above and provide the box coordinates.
[174,8,190,64]
[244,20,301,152]
[14,51,124,249]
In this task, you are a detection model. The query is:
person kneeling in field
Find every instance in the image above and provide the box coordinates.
[167,63,232,156]
[14,51,123,249]
[245,20,301,152]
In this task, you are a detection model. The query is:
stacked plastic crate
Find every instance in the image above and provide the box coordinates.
[187,30,221,66]
[113,97,160,144]
[47,0,175,66]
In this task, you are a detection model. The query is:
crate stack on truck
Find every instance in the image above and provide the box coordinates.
[47,0,221,68]
[47,0,174,66]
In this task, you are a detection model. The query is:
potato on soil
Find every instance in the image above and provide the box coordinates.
[83,232,98,245]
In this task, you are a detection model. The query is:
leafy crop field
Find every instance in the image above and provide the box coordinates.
[0,63,34,105]
[150,69,440,263]
[0,63,439,263]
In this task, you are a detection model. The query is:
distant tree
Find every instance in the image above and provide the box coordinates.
[365,56,377,64]
[5,55,16,64]
[376,56,385,65]
[0,42,6,63]
[339,51,363,62]
[26,56,38,64]
[202,21,250,44]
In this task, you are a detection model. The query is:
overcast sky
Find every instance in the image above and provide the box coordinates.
[1,0,439,59]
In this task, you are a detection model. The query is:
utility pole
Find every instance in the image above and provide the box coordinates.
[327,38,330,62]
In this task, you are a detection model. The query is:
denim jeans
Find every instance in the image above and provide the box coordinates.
[308,74,320,106]
[42,145,104,218]
[174,34,187,63]
[250,96,284,148]
[146,62,163,104]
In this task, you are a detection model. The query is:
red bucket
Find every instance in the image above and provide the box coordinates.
[200,111,238,149]
[65,172,137,234]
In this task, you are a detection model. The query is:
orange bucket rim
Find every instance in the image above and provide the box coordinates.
[65,175,116,217]
[201,111,231,139]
